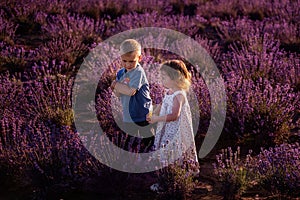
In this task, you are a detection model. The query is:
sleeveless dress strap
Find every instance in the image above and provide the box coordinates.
[172,90,186,97]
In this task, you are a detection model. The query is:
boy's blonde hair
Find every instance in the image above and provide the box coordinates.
[160,59,192,91]
[120,39,141,56]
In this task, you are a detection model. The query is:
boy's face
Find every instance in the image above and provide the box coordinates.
[121,51,141,71]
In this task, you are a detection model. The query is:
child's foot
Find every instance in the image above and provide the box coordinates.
[192,169,200,177]
[150,183,163,193]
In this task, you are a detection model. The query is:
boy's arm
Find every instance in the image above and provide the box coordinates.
[112,81,137,96]
[113,90,121,97]
[111,80,121,96]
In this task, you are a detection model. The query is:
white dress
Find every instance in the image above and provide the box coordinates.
[154,90,198,167]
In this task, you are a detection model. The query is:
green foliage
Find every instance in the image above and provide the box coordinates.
[46,107,74,126]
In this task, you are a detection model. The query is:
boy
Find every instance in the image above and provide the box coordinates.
[111,39,154,153]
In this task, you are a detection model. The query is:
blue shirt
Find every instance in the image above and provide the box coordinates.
[116,64,152,122]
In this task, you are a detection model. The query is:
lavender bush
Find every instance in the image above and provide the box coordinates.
[21,62,75,126]
[156,160,199,200]
[214,143,300,198]
[0,9,18,45]
[225,75,298,148]
[214,147,257,199]
[0,67,105,198]
[0,41,41,73]
[255,142,300,198]
[41,13,105,43]
[220,26,299,146]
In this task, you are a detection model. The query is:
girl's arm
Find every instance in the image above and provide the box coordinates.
[148,94,185,123]
[146,103,162,121]
[153,104,162,115]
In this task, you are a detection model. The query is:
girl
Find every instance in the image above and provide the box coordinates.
[147,60,199,191]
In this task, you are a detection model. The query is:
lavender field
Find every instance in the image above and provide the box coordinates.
[0,0,299,199]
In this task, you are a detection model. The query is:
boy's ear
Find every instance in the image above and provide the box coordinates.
[138,55,142,62]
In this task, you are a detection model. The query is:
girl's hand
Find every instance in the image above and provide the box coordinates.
[147,114,159,124]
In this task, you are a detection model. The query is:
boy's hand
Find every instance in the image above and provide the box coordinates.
[147,114,159,124]
[110,80,117,91]
[146,112,151,122]
[111,80,121,97]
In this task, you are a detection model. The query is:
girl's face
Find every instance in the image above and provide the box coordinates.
[160,70,175,89]
[121,51,141,71]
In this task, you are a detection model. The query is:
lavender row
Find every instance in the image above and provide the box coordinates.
[0,0,299,198]
[214,143,300,198]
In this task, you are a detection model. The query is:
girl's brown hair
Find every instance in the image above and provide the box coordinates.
[160,60,191,90]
